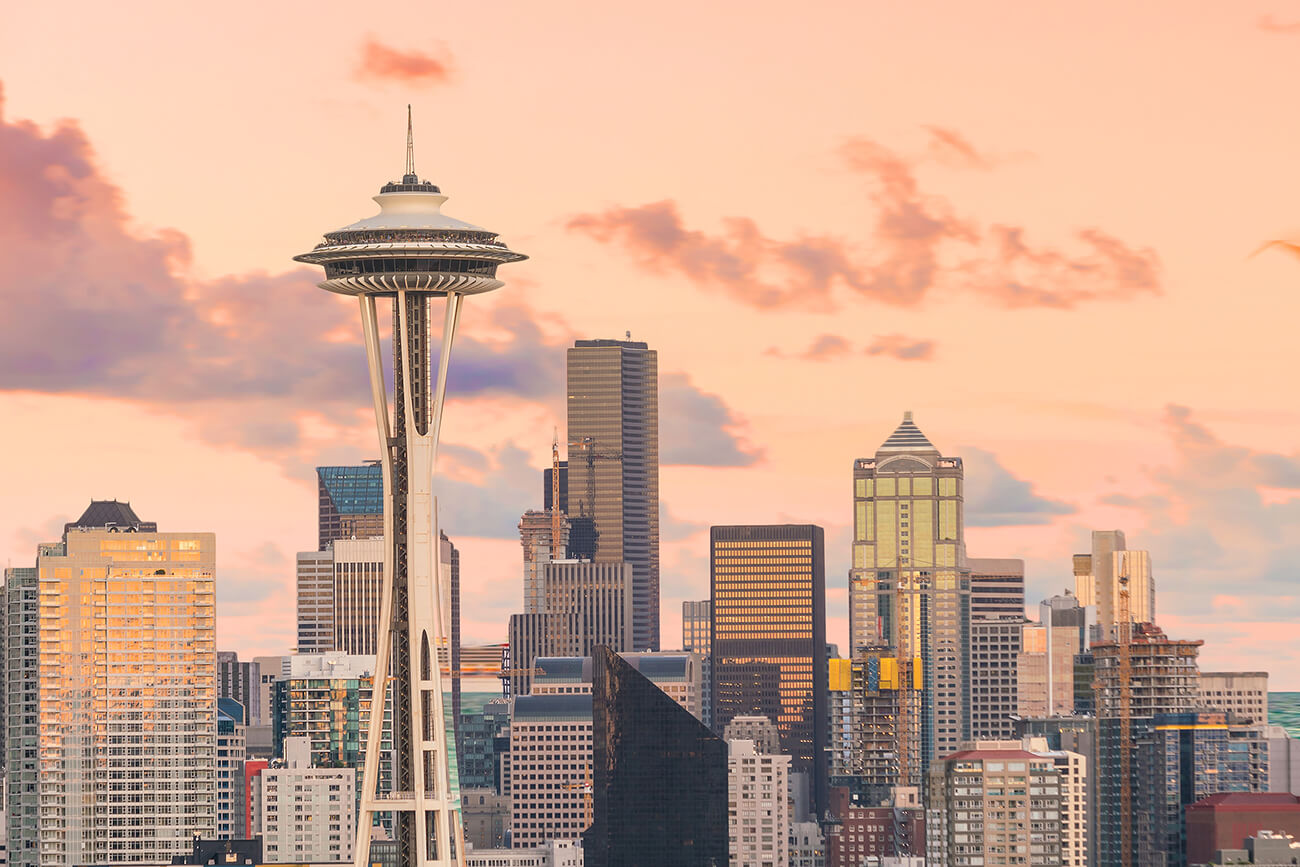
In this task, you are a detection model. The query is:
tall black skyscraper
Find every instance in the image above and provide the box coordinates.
[567,339,659,650]
[711,524,828,816]
[586,646,727,867]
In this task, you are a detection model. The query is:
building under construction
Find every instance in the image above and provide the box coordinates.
[827,648,924,805]
[1092,623,1202,867]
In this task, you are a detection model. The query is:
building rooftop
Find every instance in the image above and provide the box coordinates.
[1189,792,1300,809]
[512,694,593,722]
[943,749,1044,762]
[65,499,156,533]
[877,411,939,454]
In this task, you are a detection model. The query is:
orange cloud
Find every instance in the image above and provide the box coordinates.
[356,39,453,84]
[864,334,935,361]
[570,132,1160,312]
[1258,14,1300,34]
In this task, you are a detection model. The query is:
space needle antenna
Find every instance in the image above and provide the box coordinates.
[405,104,416,179]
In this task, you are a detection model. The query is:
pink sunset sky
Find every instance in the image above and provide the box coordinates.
[2,2,1299,682]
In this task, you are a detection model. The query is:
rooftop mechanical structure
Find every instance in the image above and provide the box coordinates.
[295,110,526,867]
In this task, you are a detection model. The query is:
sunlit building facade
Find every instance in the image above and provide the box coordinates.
[30,502,216,867]
[1073,530,1153,639]
[850,413,971,778]
[567,338,660,651]
[711,524,827,815]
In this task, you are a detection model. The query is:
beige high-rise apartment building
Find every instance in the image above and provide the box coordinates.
[926,744,1066,867]
[1199,671,1269,725]
[1018,623,1081,719]
[519,510,567,615]
[251,737,356,863]
[728,739,791,867]
[1073,530,1153,637]
[30,501,216,867]
[508,694,593,848]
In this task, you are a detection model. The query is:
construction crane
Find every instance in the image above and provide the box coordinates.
[567,436,622,519]
[1117,572,1133,867]
[551,432,564,557]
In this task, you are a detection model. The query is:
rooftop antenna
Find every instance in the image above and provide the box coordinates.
[404,104,416,181]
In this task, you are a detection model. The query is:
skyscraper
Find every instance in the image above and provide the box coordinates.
[294,114,526,867]
[850,412,971,777]
[5,565,38,867]
[318,463,385,550]
[710,524,827,815]
[24,501,217,866]
[217,651,262,725]
[585,646,728,867]
[1073,530,1154,639]
[968,558,1025,740]
[567,338,659,650]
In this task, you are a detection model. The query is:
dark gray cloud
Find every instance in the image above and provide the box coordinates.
[569,132,1159,312]
[962,446,1076,526]
[660,373,763,467]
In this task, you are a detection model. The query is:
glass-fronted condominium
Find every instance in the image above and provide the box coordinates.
[18,501,216,867]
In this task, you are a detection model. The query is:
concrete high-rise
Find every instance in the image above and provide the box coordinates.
[728,739,792,867]
[217,652,261,725]
[1199,671,1270,725]
[22,501,217,866]
[507,561,633,696]
[711,524,827,815]
[5,566,38,867]
[567,338,659,650]
[1073,530,1153,639]
[926,745,1065,867]
[252,737,356,863]
[508,694,594,848]
[968,558,1026,741]
[294,113,526,867]
[850,413,971,777]
[216,698,249,839]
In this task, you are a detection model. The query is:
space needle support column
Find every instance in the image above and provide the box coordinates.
[356,293,397,867]
[295,115,526,867]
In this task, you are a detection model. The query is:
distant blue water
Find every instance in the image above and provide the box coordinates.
[1270,693,1300,736]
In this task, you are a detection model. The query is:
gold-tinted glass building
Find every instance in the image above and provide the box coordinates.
[850,412,970,778]
[32,501,216,865]
[710,524,826,814]
[567,339,659,651]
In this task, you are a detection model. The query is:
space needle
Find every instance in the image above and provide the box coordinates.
[295,110,526,867]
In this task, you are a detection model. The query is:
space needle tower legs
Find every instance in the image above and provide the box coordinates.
[296,112,526,867]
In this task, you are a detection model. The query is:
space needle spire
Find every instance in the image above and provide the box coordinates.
[295,112,526,867]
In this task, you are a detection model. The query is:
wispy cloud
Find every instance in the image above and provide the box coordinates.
[355,39,454,84]
[1258,14,1300,34]
[962,447,1076,526]
[864,334,935,361]
[570,130,1160,312]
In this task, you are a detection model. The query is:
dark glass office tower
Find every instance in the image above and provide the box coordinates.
[586,646,727,867]
[567,339,659,650]
[711,524,827,815]
[317,463,384,550]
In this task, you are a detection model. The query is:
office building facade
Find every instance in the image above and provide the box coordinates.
[508,694,594,848]
[850,413,971,776]
[567,338,660,651]
[1200,671,1270,725]
[711,524,827,814]
[317,462,384,550]
[215,698,248,839]
[1073,530,1153,640]
[728,739,792,867]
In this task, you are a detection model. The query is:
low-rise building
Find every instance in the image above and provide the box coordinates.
[728,739,791,867]
[250,737,355,864]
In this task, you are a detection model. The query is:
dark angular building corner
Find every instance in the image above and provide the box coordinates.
[586,645,728,867]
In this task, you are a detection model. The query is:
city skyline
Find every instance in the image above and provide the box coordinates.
[2,1,1300,687]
